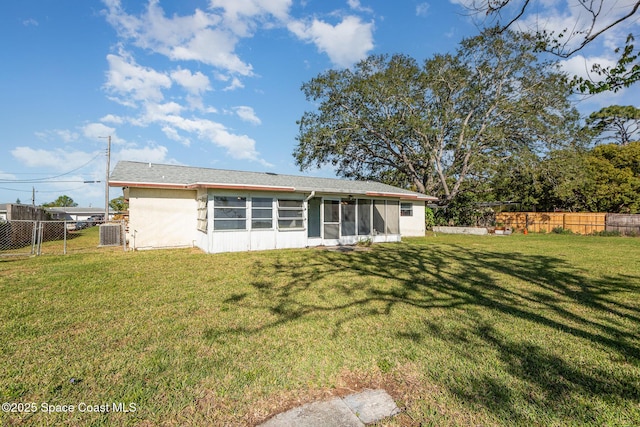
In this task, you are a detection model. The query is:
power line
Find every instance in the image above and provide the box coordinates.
[0,186,29,192]
[0,152,103,183]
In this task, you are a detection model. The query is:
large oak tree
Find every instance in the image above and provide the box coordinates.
[294,30,581,203]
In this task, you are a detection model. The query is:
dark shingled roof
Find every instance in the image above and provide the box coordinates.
[109,161,436,201]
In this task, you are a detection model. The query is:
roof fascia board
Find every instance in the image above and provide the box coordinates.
[109,181,296,192]
[365,191,437,201]
[110,181,437,201]
[187,182,296,192]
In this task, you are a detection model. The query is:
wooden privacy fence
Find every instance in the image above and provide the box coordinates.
[495,212,609,234]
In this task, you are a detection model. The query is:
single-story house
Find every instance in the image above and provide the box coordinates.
[46,207,114,221]
[109,161,437,253]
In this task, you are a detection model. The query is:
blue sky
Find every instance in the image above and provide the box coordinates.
[1,0,638,207]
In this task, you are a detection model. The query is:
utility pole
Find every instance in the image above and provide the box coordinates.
[32,187,35,206]
[100,136,112,221]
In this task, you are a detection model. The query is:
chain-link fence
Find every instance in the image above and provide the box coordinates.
[0,220,126,257]
[0,220,38,256]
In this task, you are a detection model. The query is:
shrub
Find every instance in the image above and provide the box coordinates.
[552,227,574,235]
[592,230,622,237]
[425,207,435,230]
[357,237,372,247]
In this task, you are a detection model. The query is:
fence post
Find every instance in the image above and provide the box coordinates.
[121,220,126,252]
[30,221,37,255]
[36,223,42,256]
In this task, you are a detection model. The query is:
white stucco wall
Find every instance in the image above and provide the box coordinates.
[128,188,197,250]
[399,201,426,237]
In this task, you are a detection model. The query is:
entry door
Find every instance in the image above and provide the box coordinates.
[308,197,321,238]
[323,199,340,244]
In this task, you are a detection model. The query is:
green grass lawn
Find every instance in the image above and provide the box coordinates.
[1,233,639,426]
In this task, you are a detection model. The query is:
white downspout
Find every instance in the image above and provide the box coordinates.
[304,191,316,247]
[305,191,316,202]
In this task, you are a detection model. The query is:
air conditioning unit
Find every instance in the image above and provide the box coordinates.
[99,223,122,246]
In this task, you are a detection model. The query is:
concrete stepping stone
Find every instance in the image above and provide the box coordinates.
[258,389,399,427]
[342,389,401,424]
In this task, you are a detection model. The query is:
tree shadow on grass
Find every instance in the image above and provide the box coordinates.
[204,242,640,423]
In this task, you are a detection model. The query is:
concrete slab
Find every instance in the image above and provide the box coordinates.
[342,389,401,424]
[259,397,364,427]
[433,226,489,235]
[258,389,400,427]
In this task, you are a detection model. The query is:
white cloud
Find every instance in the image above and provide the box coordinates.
[100,114,125,124]
[208,0,292,36]
[82,122,117,140]
[560,54,618,82]
[347,0,373,13]
[161,115,262,161]
[139,102,185,125]
[0,171,18,180]
[23,18,39,27]
[161,126,191,146]
[234,106,261,125]
[170,68,211,95]
[105,51,172,105]
[35,129,79,143]
[11,147,97,171]
[123,101,264,161]
[416,3,431,17]
[115,145,170,164]
[288,15,374,68]
[223,76,244,91]
[103,0,253,75]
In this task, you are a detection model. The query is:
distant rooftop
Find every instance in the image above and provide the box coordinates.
[109,161,437,201]
[46,207,114,214]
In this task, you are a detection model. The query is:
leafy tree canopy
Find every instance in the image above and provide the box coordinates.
[295,29,581,203]
[463,0,640,93]
[42,195,78,208]
[586,105,640,146]
[109,196,128,212]
[493,143,640,213]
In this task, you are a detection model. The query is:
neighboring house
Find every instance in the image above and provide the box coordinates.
[109,161,437,253]
[46,207,113,221]
[0,204,7,221]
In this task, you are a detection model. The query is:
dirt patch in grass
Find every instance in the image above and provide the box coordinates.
[316,244,373,253]
[185,365,466,426]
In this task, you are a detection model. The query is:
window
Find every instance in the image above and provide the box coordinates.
[401,202,413,217]
[213,196,246,230]
[277,199,304,229]
[251,197,273,229]
[197,195,208,232]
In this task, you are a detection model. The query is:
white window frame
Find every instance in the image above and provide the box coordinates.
[277,199,305,230]
[251,197,273,229]
[400,202,413,217]
[197,195,208,232]
[213,196,247,231]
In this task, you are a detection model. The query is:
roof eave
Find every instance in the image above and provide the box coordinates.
[109,181,296,192]
[109,180,437,201]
